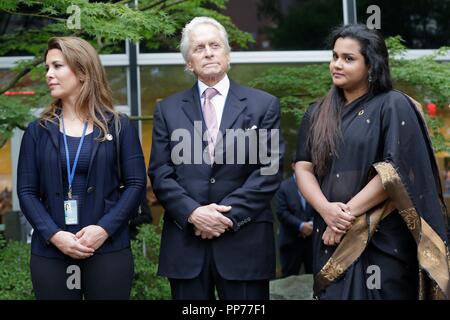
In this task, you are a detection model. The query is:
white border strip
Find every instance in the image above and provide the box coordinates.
[137,50,450,65]
[1,50,449,69]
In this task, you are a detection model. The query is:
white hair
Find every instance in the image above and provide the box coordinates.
[180,16,231,63]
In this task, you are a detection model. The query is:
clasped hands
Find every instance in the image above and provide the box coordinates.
[299,221,314,238]
[320,202,355,246]
[188,203,233,240]
[50,225,109,259]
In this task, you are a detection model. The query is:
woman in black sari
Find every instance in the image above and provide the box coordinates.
[295,24,449,300]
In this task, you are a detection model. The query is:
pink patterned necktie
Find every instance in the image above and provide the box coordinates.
[202,87,219,163]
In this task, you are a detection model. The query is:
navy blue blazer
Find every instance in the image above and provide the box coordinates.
[275,176,313,249]
[149,79,285,280]
[17,114,147,259]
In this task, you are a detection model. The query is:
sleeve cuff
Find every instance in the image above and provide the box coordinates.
[299,222,305,232]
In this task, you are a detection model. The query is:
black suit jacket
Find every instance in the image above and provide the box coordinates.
[17,114,147,258]
[275,176,313,249]
[149,79,284,280]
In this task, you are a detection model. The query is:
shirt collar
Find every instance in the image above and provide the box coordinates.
[198,74,230,98]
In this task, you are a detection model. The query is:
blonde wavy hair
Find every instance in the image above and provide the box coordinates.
[41,37,118,140]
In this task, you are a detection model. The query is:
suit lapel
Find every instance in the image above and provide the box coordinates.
[86,125,101,182]
[180,79,247,165]
[181,84,209,150]
[46,119,60,150]
[45,119,64,194]
[86,112,115,182]
[218,79,247,138]
[181,84,203,125]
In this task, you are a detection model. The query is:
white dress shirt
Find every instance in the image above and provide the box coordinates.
[197,74,230,127]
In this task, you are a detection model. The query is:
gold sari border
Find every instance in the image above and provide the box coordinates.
[314,200,396,295]
[374,161,450,299]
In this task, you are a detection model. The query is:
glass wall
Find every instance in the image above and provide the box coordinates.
[140,63,309,174]
[228,0,343,50]
[0,68,13,223]
[140,0,343,52]
[357,0,450,48]
[0,140,11,224]
[106,67,128,106]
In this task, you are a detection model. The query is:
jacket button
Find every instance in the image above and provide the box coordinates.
[87,186,95,193]
[210,178,215,184]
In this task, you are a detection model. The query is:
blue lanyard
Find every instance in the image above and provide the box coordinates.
[61,113,88,199]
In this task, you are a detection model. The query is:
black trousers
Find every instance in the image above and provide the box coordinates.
[279,237,313,277]
[169,244,269,300]
[30,248,134,300]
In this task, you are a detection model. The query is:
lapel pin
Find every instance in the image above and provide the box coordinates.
[358,110,364,116]
[106,133,113,141]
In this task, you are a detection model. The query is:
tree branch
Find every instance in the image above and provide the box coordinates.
[0,28,83,95]
[114,0,132,5]
[0,57,43,94]
[140,0,189,11]
[2,10,66,22]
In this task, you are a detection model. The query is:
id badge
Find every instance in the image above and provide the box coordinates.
[64,199,79,225]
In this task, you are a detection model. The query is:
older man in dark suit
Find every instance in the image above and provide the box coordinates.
[149,16,284,300]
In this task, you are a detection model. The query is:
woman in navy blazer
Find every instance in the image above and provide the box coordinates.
[17,37,146,299]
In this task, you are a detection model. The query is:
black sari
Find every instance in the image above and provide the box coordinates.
[296,90,450,300]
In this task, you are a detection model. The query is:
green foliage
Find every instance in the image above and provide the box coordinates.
[0,95,34,147]
[130,223,170,300]
[0,0,252,54]
[425,115,449,154]
[249,64,331,120]
[0,235,34,300]
[138,0,254,50]
[0,0,253,147]
[248,37,450,154]
[0,224,170,300]
[385,36,407,57]
[389,37,450,109]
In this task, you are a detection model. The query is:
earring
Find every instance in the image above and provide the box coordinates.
[368,73,373,83]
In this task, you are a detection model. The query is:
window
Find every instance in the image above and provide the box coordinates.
[139,63,307,172]
[357,0,450,48]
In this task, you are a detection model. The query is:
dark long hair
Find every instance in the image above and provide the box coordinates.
[310,24,393,176]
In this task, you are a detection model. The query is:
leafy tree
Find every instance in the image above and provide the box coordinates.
[0,223,171,300]
[131,223,171,300]
[0,0,253,147]
[249,37,449,154]
[0,234,33,300]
